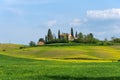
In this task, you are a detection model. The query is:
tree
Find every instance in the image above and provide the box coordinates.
[104,38,108,42]
[58,30,61,40]
[75,31,78,38]
[61,33,69,43]
[47,29,53,42]
[89,33,94,39]
[78,32,83,42]
[86,33,93,43]
[53,33,56,40]
[86,33,97,43]
[38,38,44,42]
[45,35,48,43]
[71,27,74,38]
[111,37,120,43]
[29,41,36,47]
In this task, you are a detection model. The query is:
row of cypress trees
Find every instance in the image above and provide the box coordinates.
[29,28,120,46]
[44,27,98,44]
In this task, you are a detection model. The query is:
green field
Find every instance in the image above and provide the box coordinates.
[0,44,120,80]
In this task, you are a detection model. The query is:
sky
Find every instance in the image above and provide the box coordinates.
[1,0,120,44]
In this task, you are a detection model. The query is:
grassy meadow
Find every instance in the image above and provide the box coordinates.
[0,44,120,79]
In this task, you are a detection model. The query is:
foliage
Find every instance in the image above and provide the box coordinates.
[47,28,54,42]
[78,32,84,42]
[112,37,120,43]
[38,38,45,42]
[29,41,36,47]
[2,49,6,51]
[75,31,78,38]
[58,30,61,39]
[36,28,120,45]
[19,45,29,49]
[71,27,74,38]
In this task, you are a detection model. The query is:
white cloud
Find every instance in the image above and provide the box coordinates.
[47,20,57,27]
[87,8,120,19]
[70,18,81,26]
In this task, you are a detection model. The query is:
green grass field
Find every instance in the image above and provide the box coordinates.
[0,44,120,80]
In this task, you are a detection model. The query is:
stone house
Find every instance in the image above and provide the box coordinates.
[60,33,74,41]
[37,41,45,46]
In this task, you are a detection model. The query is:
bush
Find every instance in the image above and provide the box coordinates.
[2,49,6,51]
[19,46,28,49]
[29,41,36,47]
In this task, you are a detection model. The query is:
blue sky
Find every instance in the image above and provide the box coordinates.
[0,0,120,44]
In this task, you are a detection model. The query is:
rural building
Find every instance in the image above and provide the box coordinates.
[60,33,74,41]
[37,41,45,46]
[68,34,74,41]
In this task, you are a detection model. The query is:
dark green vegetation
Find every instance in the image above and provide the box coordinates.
[1,44,120,80]
[31,28,120,46]
[41,28,99,44]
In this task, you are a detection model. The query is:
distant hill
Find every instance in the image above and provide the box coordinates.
[0,44,22,51]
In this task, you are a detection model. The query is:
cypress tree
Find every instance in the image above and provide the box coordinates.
[75,31,78,38]
[47,29,53,42]
[71,27,74,38]
[58,30,61,40]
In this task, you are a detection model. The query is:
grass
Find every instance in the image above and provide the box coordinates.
[0,54,120,80]
[0,44,21,51]
[1,44,120,79]
[1,45,120,61]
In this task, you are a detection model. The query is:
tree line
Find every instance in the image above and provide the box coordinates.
[29,27,120,46]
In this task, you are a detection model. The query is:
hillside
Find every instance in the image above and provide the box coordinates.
[0,44,21,51]
[0,44,120,62]
[1,44,120,79]
[0,51,120,80]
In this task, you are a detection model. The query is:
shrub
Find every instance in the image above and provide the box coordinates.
[29,41,36,47]
[2,49,6,51]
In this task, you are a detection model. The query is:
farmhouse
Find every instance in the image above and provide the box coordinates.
[60,33,74,41]
[37,41,45,45]
[68,34,74,41]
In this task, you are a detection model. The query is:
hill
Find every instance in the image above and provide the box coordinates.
[1,44,120,79]
[1,44,120,62]
[0,44,21,51]
[0,52,120,80]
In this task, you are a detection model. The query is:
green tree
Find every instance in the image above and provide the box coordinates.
[78,32,83,42]
[47,29,53,42]
[58,30,61,40]
[61,34,69,43]
[111,37,120,43]
[45,35,48,43]
[38,38,45,42]
[75,31,78,38]
[89,33,94,39]
[71,27,74,38]
[86,33,97,43]
[29,41,36,47]
[86,33,93,43]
